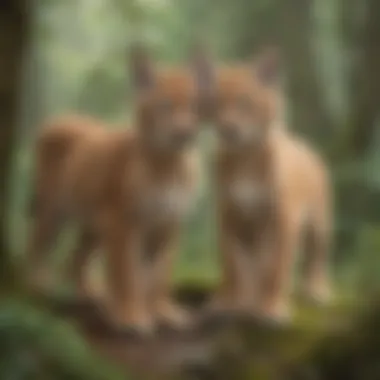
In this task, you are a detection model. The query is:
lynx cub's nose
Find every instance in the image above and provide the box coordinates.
[142,185,194,225]
[172,128,195,147]
[164,186,192,215]
[219,123,240,142]
[229,180,267,211]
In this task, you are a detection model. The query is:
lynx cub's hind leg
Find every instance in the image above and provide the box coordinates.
[300,207,333,306]
[25,202,65,294]
[66,226,100,302]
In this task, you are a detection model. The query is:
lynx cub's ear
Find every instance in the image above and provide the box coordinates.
[189,42,216,119]
[189,42,215,95]
[129,42,156,93]
[253,46,281,86]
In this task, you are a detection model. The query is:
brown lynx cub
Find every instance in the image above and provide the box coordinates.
[25,46,213,334]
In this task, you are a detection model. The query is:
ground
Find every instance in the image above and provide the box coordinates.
[42,286,358,380]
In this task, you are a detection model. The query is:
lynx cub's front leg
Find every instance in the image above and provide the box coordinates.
[144,183,196,330]
[258,210,302,325]
[147,228,191,330]
[103,216,153,335]
[65,227,100,301]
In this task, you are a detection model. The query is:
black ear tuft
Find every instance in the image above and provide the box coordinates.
[129,42,155,93]
[190,42,215,96]
[253,46,281,86]
[189,42,216,119]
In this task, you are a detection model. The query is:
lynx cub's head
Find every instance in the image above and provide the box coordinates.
[213,48,283,150]
[129,43,214,153]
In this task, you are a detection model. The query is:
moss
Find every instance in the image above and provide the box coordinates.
[205,296,363,380]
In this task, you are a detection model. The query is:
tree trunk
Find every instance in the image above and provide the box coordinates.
[276,0,334,147]
[346,0,380,158]
[0,1,30,289]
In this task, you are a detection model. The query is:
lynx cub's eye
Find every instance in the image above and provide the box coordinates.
[236,95,253,113]
[190,99,199,113]
[157,98,174,114]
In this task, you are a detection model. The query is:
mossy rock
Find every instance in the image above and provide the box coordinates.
[207,296,363,380]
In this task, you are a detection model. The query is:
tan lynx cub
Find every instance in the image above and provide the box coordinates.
[206,49,333,323]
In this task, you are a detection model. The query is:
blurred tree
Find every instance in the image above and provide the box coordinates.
[276,0,335,146]
[345,0,380,158]
[0,1,29,290]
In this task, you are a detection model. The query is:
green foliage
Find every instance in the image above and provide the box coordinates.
[0,298,126,380]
